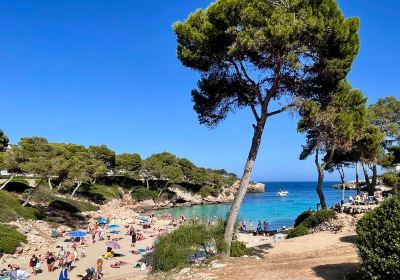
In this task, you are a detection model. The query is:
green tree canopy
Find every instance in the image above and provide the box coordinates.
[0,130,9,152]
[175,0,360,252]
[116,153,142,177]
[88,145,116,169]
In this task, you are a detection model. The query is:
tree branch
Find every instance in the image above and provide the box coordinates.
[238,60,263,106]
[266,103,295,117]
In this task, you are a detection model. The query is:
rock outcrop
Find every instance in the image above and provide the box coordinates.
[230,181,265,193]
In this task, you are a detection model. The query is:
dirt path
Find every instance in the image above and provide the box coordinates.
[179,230,358,280]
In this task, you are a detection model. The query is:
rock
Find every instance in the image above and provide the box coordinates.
[211,263,227,269]
[140,199,156,208]
[168,186,202,204]
[180,268,190,274]
[15,247,23,254]
[230,181,265,194]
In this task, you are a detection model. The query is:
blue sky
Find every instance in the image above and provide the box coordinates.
[0,0,399,181]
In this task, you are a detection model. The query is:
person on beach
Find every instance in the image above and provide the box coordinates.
[80,247,86,258]
[46,252,56,272]
[59,265,68,280]
[263,220,269,233]
[58,247,66,267]
[65,252,73,272]
[96,256,104,279]
[257,220,262,232]
[241,220,246,231]
[91,228,97,243]
[130,228,137,247]
[29,255,39,276]
[248,220,253,232]
[7,264,20,271]
[73,248,79,261]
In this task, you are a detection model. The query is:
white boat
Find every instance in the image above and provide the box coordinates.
[277,190,288,196]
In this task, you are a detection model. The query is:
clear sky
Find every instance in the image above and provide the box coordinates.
[0,1,399,182]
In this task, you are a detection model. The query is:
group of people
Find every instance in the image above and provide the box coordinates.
[240,220,269,233]
[349,192,370,205]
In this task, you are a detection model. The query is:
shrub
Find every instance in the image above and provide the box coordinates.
[153,221,226,271]
[199,185,219,197]
[0,224,27,254]
[77,184,122,204]
[22,189,99,212]
[382,172,399,188]
[287,224,309,239]
[131,187,158,201]
[356,194,400,279]
[230,241,248,257]
[294,211,313,227]
[302,209,336,228]
[0,191,42,222]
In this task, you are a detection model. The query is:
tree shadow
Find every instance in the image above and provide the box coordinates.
[313,263,358,280]
[339,235,356,244]
[248,242,273,258]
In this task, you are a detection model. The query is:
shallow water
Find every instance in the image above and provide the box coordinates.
[155,181,356,230]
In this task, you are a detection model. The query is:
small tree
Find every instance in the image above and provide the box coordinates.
[0,146,24,190]
[298,82,367,209]
[115,153,142,180]
[174,0,360,252]
[88,145,116,170]
[0,129,9,152]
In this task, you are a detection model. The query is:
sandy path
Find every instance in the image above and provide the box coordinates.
[181,230,358,280]
[28,219,171,280]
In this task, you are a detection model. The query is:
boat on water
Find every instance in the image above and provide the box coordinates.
[277,190,288,196]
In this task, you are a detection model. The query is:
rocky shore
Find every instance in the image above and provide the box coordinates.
[132,181,265,211]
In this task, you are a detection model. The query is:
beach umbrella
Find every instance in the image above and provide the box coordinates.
[107,224,120,229]
[97,218,108,224]
[7,269,30,280]
[106,240,121,250]
[67,231,86,237]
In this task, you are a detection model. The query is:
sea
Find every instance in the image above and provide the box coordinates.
[155,181,357,230]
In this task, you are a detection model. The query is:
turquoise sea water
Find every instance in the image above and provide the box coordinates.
[155,181,356,230]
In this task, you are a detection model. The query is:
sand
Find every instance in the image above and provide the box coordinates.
[10,217,173,280]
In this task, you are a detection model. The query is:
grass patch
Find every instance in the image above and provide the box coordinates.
[23,189,99,213]
[0,190,42,223]
[131,187,158,201]
[77,184,123,204]
[153,221,226,271]
[0,224,27,254]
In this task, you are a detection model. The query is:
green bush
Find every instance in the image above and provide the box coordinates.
[230,240,248,257]
[153,221,226,271]
[131,187,158,201]
[0,191,42,222]
[199,185,220,197]
[287,224,309,239]
[382,172,399,188]
[302,209,336,228]
[294,211,313,227]
[0,224,27,254]
[356,194,400,279]
[23,189,99,213]
[77,184,122,204]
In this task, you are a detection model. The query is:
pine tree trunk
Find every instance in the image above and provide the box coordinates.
[48,177,53,190]
[146,179,150,190]
[223,115,267,257]
[22,179,43,207]
[361,161,371,191]
[157,181,169,198]
[70,181,82,198]
[316,167,327,209]
[370,164,377,196]
[0,174,15,190]
[339,165,345,206]
[355,162,359,194]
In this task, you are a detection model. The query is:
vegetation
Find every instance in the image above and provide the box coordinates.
[381,172,399,189]
[356,194,400,279]
[131,187,159,201]
[0,190,41,222]
[298,82,368,209]
[174,0,360,252]
[153,221,226,271]
[0,224,27,254]
[230,240,248,257]
[287,224,309,239]
[0,130,9,152]
[22,189,99,213]
[288,209,336,239]
[294,211,313,227]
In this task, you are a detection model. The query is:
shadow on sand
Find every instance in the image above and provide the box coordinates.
[313,263,358,280]
[339,235,357,244]
[248,243,273,258]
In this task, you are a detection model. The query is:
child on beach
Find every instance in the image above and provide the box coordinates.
[81,247,86,258]
[29,255,39,276]
[96,256,104,279]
